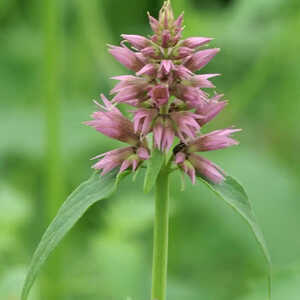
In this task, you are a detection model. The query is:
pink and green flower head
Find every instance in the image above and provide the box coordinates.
[85,0,241,184]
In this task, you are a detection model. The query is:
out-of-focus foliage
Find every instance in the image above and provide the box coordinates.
[1,0,300,299]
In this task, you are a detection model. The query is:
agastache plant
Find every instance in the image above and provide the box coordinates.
[86,2,239,184]
[21,2,272,300]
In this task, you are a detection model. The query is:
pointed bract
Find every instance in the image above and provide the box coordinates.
[109,45,144,71]
[189,154,225,183]
[150,85,170,106]
[183,37,213,49]
[196,94,228,126]
[133,108,158,135]
[121,34,150,50]
[153,117,175,151]
[188,128,241,152]
[171,111,202,142]
[185,48,220,72]
[189,74,220,88]
[85,96,140,145]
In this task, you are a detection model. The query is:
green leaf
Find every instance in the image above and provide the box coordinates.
[21,169,125,300]
[198,175,272,298]
[144,148,165,193]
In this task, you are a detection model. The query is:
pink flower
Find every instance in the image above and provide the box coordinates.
[184,48,220,72]
[136,64,157,76]
[161,30,172,48]
[188,128,241,152]
[108,45,144,71]
[189,74,220,88]
[92,146,150,175]
[170,111,202,142]
[158,1,174,29]
[174,151,225,184]
[141,46,160,59]
[92,147,133,175]
[159,60,174,76]
[112,86,147,104]
[86,1,241,180]
[148,1,184,48]
[148,13,160,33]
[149,85,170,106]
[110,76,149,105]
[174,126,240,183]
[173,65,194,79]
[196,94,227,126]
[175,84,208,108]
[110,75,141,94]
[174,12,184,32]
[84,95,140,145]
[175,152,186,164]
[189,154,225,183]
[133,108,158,136]
[173,47,194,59]
[182,37,213,49]
[153,117,175,151]
[121,34,150,50]
[137,147,150,160]
[181,159,196,184]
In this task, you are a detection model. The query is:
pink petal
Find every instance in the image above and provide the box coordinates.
[137,147,150,160]
[183,37,213,48]
[121,34,150,50]
[185,48,220,72]
[175,152,186,164]
[136,64,156,76]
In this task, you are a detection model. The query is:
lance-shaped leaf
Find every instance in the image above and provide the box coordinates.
[21,169,127,300]
[198,175,272,298]
[144,148,165,193]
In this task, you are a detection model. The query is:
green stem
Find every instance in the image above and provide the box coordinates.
[42,0,63,298]
[151,167,170,300]
[44,0,62,220]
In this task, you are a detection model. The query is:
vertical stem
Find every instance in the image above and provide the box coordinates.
[42,0,63,298]
[151,167,170,300]
[44,0,62,219]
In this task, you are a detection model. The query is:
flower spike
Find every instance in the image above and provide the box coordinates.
[86,0,241,182]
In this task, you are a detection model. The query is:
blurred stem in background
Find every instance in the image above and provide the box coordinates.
[42,0,64,298]
[76,0,122,79]
[151,167,170,300]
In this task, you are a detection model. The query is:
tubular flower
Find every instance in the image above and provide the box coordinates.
[182,37,213,48]
[85,1,241,182]
[153,116,175,151]
[187,128,241,152]
[108,45,145,72]
[187,74,220,88]
[170,111,202,142]
[174,128,240,183]
[184,48,220,72]
[195,93,227,126]
[133,108,158,136]
[84,95,139,146]
[149,85,170,106]
[92,146,150,175]
[85,95,150,174]
[121,34,150,50]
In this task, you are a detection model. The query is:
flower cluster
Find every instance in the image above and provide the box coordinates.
[85,1,240,184]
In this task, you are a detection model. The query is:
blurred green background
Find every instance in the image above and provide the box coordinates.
[1,0,300,299]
